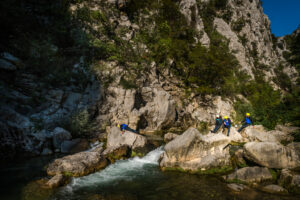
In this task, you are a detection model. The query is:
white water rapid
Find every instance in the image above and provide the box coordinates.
[61,146,165,195]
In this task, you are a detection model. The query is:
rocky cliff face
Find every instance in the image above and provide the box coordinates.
[0,0,298,160]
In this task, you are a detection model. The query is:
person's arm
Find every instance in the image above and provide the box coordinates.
[241,118,245,124]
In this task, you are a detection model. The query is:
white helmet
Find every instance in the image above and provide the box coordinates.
[216,114,220,118]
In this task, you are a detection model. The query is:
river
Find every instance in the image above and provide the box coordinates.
[0,147,299,200]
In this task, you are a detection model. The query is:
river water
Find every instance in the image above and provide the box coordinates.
[1,147,299,200]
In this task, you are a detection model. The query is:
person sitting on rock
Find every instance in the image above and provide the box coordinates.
[238,113,254,132]
[212,114,222,133]
[222,116,231,136]
[117,124,138,135]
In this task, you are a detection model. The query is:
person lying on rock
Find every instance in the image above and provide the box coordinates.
[222,116,231,136]
[238,113,254,132]
[117,124,138,135]
[212,114,222,133]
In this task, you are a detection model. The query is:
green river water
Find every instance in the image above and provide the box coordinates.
[0,147,299,200]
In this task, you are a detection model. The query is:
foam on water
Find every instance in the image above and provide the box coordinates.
[62,146,164,193]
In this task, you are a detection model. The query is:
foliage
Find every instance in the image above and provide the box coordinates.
[235,74,289,129]
[273,64,292,91]
[119,76,138,89]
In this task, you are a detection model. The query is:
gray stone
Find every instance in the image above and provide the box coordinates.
[242,127,278,142]
[223,167,273,183]
[261,185,288,194]
[46,174,66,188]
[47,151,108,177]
[107,126,147,150]
[160,127,231,170]
[244,142,300,169]
[227,183,249,192]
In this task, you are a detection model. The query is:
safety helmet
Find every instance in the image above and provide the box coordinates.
[117,124,120,128]
[216,114,220,118]
[246,113,250,116]
[224,116,228,119]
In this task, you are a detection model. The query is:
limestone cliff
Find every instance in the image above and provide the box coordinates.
[0,0,299,160]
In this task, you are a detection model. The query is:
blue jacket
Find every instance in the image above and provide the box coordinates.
[120,124,128,131]
[223,119,231,127]
[243,117,253,125]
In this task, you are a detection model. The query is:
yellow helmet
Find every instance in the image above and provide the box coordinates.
[224,116,228,119]
[246,113,250,116]
[117,124,120,128]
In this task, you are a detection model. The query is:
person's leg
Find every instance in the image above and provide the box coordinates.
[212,125,218,133]
[227,126,231,136]
[215,124,221,133]
[125,127,137,133]
[238,124,249,132]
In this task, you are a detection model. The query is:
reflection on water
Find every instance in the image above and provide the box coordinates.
[0,148,299,200]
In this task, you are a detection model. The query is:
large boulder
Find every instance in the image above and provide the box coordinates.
[223,167,273,183]
[106,127,147,150]
[242,126,278,142]
[243,142,300,169]
[160,127,231,170]
[47,147,107,177]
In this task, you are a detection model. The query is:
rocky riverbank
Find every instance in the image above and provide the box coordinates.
[31,124,299,197]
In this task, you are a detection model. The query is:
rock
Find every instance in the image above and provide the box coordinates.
[103,145,131,163]
[163,132,179,143]
[223,167,273,183]
[60,138,89,154]
[233,149,246,167]
[227,183,249,192]
[261,184,288,194]
[0,59,17,70]
[140,89,176,130]
[228,127,247,143]
[52,127,72,150]
[243,142,300,169]
[107,127,147,150]
[160,127,231,170]
[275,125,299,134]
[242,127,278,142]
[267,130,294,143]
[46,174,67,188]
[279,169,300,191]
[47,150,108,177]
[41,148,53,156]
